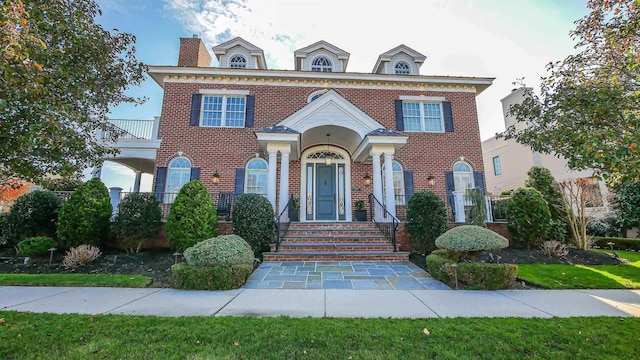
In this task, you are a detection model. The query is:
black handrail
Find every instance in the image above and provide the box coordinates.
[368,194,399,252]
[275,195,294,252]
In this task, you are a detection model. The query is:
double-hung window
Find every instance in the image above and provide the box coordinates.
[492,156,502,176]
[402,101,444,132]
[201,95,246,127]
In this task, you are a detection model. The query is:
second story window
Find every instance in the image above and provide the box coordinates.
[493,156,502,176]
[394,61,411,75]
[402,101,444,132]
[229,55,247,69]
[201,95,246,127]
[311,56,332,72]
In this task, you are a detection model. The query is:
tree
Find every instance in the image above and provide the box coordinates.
[507,187,551,248]
[165,181,217,251]
[0,0,147,184]
[525,166,568,242]
[558,178,600,250]
[406,191,448,254]
[611,181,640,236]
[502,0,639,183]
[112,193,162,254]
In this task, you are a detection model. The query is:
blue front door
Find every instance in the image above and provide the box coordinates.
[315,164,336,220]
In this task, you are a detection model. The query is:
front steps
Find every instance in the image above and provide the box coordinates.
[262,222,409,262]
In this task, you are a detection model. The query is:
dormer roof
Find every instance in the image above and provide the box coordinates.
[212,37,267,69]
[372,44,427,75]
[294,40,350,72]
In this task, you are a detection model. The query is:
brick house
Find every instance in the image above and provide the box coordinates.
[147,36,493,227]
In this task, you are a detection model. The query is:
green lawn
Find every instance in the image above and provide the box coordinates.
[0,311,638,359]
[0,273,151,287]
[517,250,640,289]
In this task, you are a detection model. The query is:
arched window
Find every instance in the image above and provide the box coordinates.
[307,89,327,103]
[245,158,268,195]
[166,157,191,203]
[453,161,474,193]
[229,55,247,69]
[394,61,411,75]
[311,56,332,72]
[382,161,406,205]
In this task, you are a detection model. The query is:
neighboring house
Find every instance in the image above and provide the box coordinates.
[144,36,494,222]
[481,88,611,218]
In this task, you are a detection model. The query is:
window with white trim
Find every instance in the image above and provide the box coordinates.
[311,56,332,72]
[245,158,268,195]
[165,157,191,203]
[201,95,246,127]
[453,161,475,194]
[394,61,411,75]
[492,156,502,176]
[382,161,406,205]
[229,55,247,69]
[402,101,444,132]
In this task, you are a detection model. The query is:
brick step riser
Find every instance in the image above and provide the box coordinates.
[286,230,380,236]
[271,245,395,252]
[280,238,389,244]
[287,224,377,230]
[263,254,409,262]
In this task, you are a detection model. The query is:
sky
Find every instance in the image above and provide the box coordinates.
[91,0,590,191]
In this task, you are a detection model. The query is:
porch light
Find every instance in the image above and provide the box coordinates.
[363,174,371,186]
[212,171,220,184]
[325,134,332,165]
[427,175,436,186]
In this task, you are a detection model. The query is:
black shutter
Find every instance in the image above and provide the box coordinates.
[234,168,245,198]
[245,95,255,127]
[404,170,414,202]
[154,167,167,202]
[189,94,202,126]
[190,167,200,181]
[474,171,485,194]
[445,171,455,207]
[394,99,404,131]
[443,101,454,132]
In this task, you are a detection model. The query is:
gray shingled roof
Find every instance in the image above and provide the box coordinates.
[367,128,407,137]
[255,125,300,134]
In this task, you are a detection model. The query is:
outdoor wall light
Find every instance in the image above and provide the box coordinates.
[363,174,372,186]
[212,171,220,184]
[427,175,436,186]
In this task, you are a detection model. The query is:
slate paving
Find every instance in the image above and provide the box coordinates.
[244,260,450,290]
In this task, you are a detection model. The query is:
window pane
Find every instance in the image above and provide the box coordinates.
[395,62,410,75]
[245,159,267,195]
[422,103,443,132]
[402,102,422,131]
[224,97,246,127]
[493,156,502,175]
[202,96,223,126]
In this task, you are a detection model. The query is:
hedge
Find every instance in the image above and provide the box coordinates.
[426,253,517,290]
[594,237,640,251]
[171,263,253,290]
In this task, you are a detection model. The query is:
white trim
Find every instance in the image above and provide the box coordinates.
[199,89,250,95]
[199,94,247,128]
[307,89,328,103]
[399,95,446,101]
[401,100,445,133]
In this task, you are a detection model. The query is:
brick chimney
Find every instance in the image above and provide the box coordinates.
[177,35,212,67]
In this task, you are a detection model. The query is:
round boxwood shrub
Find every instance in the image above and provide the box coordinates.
[17,236,56,257]
[435,225,509,262]
[184,235,254,267]
[233,193,274,257]
[112,192,162,254]
[171,263,253,291]
[57,179,112,248]
[165,180,217,251]
[426,252,517,290]
[506,187,551,248]
[406,191,448,254]
[3,190,63,247]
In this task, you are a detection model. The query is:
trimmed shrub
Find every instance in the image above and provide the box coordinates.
[0,213,8,246]
[506,187,551,248]
[3,190,63,246]
[426,253,517,290]
[17,236,56,257]
[171,263,253,290]
[165,180,217,251]
[435,225,509,262]
[525,166,566,226]
[233,193,274,257]
[594,237,640,251]
[406,191,448,254]
[183,235,254,267]
[112,193,162,253]
[466,188,487,226]
[57,179,112,247]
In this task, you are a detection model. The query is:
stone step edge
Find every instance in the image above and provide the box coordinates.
[264,251,409,256]
[273,242,393,247]
[284,235,386,239]
[286,228,380,232]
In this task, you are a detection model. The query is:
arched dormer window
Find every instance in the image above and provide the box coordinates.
[245,158,268,195]
[394,61,411,75]
[311,56,332,72]
[166,157,191,203]
[229,55,247,69]
[382,161,406,205]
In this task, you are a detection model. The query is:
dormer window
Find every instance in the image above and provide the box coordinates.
[311,56,332,72]
[394,61,411,75]
[229,55,247,69]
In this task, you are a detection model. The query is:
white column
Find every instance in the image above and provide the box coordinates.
[383,153,397,217]
[267,150,278,212]
[371,151,383,221]
[133,171,142,193]
[278,149,291,220]
[454,191,466,223]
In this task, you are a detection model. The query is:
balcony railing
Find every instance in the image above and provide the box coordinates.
[98,118,158,141]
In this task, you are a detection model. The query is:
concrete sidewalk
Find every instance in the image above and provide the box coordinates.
[2,286,640,318]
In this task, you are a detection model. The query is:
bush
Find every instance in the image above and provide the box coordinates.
[165,181,217,251]
[62,244,102,268]
[112,193,162,253]
[2,190,63,246]
[406,191,448,254]
[57,179,111,247]
[435,225,509,262]
[0,213,8,246]
[171,263,253,290]
[525,166,566,225]
[586,217,620,238]
[183,235,254,267]
[594,236,640,251]
[506,187,551,248]
[426,253,517,290]
[466,188,487,226]
[233,193,274,257]
[17,236,56,257]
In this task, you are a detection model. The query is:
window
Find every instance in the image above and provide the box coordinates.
[201,95,246,127]
[311,56,332,72]
[229,55,247,69]
[308,90,327,103]
[402,101,444,132]
[453,161,475,194]
[165,157,191,203]
[382,161,406,205]
[245,158,268,195]
[492,156,502,176]
[583,178,603,207]
[394,61,411,75]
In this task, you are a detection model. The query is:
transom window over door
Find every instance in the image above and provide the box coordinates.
[382,161,406,205]
[229,55,247,69]
[245,158,268,195]
[166,157,191,203]
[453,161,474,193]
[394,61,411,75]
[402,102,444,132]
[201,95,246,127]
[311,56,332,72]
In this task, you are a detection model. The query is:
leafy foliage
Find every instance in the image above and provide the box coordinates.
[586,217,621,237]
[507,187,551,248]
[165,181,217,251]
[0,0,147,184]
[183,235,254,268]
[611,181,640,235]
[502,0,640,183]
[17,236,55,257]
[0,213,7,246]
[406,191,448,254]
[465,188,487,226]
[56,179,111,247]
[112,193,162,254]
[426,253,517,290]
[2,190,62,246]
[558,179,599,250]
[593,236,640,251]
[435,225,509,262]
[232,193,274,257]
[171,263,253,291]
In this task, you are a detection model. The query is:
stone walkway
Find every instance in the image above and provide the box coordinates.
[244,261,450,290]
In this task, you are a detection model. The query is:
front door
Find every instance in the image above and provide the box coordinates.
[315,164,336,220]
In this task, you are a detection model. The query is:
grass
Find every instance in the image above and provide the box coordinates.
[0,273,151,287]
[517,249,640,289]
[0,311,638,359]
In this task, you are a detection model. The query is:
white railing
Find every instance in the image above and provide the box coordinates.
[98,118,158,140]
